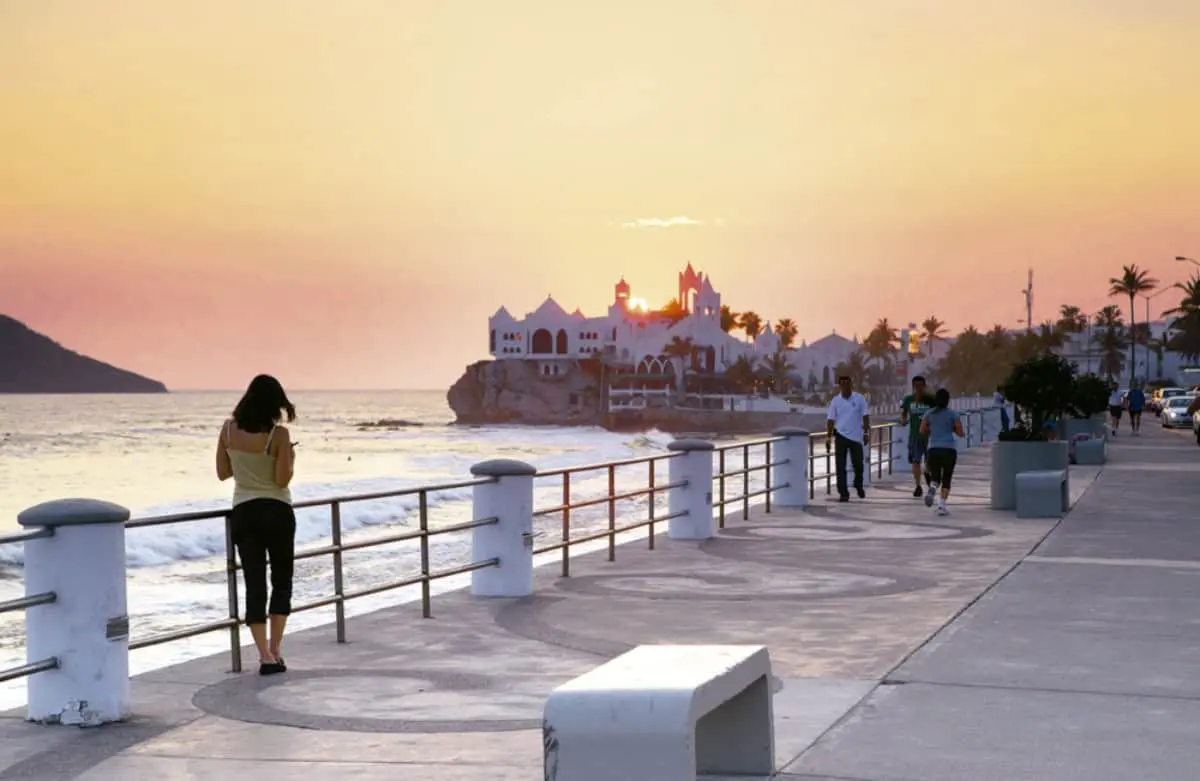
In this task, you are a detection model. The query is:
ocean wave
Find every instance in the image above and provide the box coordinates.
[0,427,679,570]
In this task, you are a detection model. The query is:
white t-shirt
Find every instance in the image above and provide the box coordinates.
[827,392,869,441]
[1108,390,1123,407]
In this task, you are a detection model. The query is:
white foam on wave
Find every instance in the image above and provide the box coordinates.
[0,426,678,570]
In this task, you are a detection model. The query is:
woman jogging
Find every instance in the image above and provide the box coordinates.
[1107,383,1125,437]
[919,388,965,516]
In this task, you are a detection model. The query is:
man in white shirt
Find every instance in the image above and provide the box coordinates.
[826,374,870,502]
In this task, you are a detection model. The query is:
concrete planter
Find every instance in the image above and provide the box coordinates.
[990,440,1070,511]
[1062,416,1106,441]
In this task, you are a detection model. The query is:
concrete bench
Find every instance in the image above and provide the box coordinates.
[1015,469,1069,518]
[1074,438,1106,465]
[542,644,775,781]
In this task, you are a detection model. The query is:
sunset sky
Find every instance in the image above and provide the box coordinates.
[2,1,1199,390]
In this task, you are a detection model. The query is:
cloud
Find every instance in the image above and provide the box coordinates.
[619,216,705,230]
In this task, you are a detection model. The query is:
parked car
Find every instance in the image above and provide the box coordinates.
[1161,395,1197,428]
[1153,387,1187,416]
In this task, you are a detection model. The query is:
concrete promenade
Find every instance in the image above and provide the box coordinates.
[2,425,1196,779]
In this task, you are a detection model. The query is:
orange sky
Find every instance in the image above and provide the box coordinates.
[2,0,1199,390]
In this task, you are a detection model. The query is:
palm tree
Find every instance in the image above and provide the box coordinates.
[834,350,868,390]
[738,311,763,342]
[1056,305,1088,334]
[1108,264,1158,384]
[920,316,948,360]
[774,318,799,350]
[659,298,689,324]
[1037,320,1066,350]
[723,355,756,394]
[719,305,739,333]
[1092,305,1126,381]
[662,336,694,395]
[761,350,793,393]
[1165,274,1200,360]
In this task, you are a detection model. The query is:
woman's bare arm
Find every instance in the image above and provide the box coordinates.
[919,417,930,436]
[215,426,233,481]
[273,426,295,488]
[953,417,965,437]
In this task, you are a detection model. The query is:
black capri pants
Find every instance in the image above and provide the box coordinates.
[229,498,296,624]
[926,447,959,490]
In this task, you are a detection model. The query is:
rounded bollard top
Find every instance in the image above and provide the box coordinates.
[18,498,131,528]
[667,438,715,452]
[470,458,538,478]
[772,427,811,437]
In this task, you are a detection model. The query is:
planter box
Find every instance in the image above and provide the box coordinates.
[990,440,1070,511]
[1062,417,1107,441]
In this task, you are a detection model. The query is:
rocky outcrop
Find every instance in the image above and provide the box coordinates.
[447,360,604,426]
[0,315,167,394]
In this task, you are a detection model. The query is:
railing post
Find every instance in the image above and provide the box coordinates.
[770,428,809,508]
[18,498,131,726]
[890,423,908,474]
[666,439,715,540]
[469,459,536,598]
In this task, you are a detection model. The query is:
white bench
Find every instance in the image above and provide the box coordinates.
[542,644,775,781]
[1015,469,1069,518]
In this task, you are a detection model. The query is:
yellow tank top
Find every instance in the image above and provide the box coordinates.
[226,421,292,507]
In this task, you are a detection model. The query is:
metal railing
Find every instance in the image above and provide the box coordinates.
[0,527,58,684]
[0,477,502,680]
[531,452,686,576]
[2,410,1002,687]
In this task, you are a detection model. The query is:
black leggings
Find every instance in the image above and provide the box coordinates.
[230,499,296,625]
[926,447,958,490]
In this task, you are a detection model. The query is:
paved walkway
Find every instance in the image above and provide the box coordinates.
[3,426,1193,779]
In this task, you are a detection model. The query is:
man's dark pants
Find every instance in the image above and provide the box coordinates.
[834,432,864,498]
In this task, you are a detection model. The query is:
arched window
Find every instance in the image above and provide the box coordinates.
[531,329,553,354]
[489,330,496,352]
[555,329,569,354]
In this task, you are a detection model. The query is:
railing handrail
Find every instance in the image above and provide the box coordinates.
[2,405,1009,693]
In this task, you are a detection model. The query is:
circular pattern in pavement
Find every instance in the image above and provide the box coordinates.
[716,518,990,543]
[552,569,921,601]
[192,668,541,733]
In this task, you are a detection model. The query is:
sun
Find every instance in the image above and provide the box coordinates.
[627,297,650,312]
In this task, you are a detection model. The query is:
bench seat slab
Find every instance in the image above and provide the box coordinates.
[544,644,775,781]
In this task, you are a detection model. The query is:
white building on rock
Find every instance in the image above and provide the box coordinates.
[488,264,772,380]
[486,263,875,396]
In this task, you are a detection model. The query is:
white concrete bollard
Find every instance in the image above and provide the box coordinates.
[469,459,536,598]
[667,439,715,539]
[18,498,131,726]
[769,428,809,508]
[890,424,908,473]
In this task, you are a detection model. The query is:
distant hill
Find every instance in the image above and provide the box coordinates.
[0,315,167,394]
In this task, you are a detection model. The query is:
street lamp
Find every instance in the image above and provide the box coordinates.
[1177,255,1199,267]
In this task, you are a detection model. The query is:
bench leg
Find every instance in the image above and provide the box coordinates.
[696,674,775,776]
[546,719,693,781]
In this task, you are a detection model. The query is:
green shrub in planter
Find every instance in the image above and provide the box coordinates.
[997,353,1077,442]
[1070,373,1112,419]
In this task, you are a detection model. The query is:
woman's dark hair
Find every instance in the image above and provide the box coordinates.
[232,374,296,433]
[934,387,951,410]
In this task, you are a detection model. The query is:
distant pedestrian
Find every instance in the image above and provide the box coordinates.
[1107,383,1124,436]
[920,388,965,516]
[826,374,870,502]
[900,375,935,498]
[1126,384,1146,436]
[993,386,1009,432]
[216,374,298,676]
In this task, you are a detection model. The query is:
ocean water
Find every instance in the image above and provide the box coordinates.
[0,390,788,708]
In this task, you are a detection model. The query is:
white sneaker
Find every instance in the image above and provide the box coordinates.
[924,487,937,508]
[936,505,949,516]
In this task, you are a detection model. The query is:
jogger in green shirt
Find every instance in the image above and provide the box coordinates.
[899,375,936,498]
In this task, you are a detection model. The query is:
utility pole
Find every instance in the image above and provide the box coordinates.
[1020,268,1034,334]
